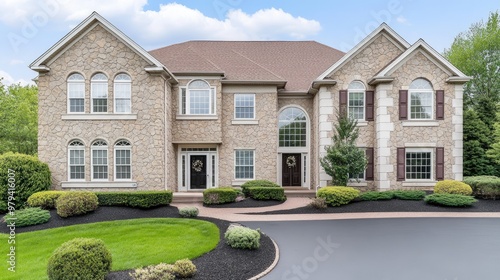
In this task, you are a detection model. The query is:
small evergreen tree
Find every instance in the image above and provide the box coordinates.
[320,112,367,186]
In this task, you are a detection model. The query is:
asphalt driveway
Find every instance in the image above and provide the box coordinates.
[244,218,500,280]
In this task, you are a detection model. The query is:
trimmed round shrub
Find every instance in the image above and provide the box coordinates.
[463,176,500,199]
[179,206,199,218]
[47,238,112,280]
[0,152,51,206]
[56,192,99,218]
[130,263,175,280]
[434,180,473,196]
[203,187,238,205]
[0,201,7,214]
[224,225,261,250]
[246,187,286,201]
[95,191,173,208]
[28,191,66,209]
[424,194,477,207]
[359,191,394,201]
[317,186,360,207]
[391,190,426,200]
[173,259,197,278]
[2,207,50,227]
[241,180,280,197]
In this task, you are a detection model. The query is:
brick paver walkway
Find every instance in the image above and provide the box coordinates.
[172,197,500,222]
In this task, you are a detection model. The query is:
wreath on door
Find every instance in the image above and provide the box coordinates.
[286,156,296,168]
[192,160,203,172]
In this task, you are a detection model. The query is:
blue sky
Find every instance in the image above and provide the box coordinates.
[0,0,498,85]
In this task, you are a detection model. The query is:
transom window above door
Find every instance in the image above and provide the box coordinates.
[180,80,215,115]
[279,107,307,147]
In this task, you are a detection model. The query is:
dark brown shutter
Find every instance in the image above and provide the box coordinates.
[399,90,408,120]
[365,90,374,121]
[339,90,347,116]
[397,148,406,181]
[436,147,445,180]
[436,90,444,120]
[365,148,374,181]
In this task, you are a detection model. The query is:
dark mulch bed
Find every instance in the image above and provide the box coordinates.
[249,198,500,215]
[204,197,284,208]
[0,206,275,280]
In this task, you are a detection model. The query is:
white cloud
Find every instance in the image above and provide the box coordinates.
[0,70,32,86]
[9,59,24,65]
[396,16,409,25]
[0,1,321,43]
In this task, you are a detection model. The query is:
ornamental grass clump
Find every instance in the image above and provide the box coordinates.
[316,186,360,206]
[130,263,175,280]
[224,225,261,250]
[309,197,328,209]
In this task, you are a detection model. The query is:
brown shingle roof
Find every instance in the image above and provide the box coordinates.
[149,41,345,92]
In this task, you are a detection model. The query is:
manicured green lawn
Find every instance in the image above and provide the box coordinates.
[0,218,219,280]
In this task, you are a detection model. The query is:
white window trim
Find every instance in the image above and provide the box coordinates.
[405,147,434,181]
[348,90,365,121]
[67,74,85,114]
[408,89,434,120]
[278,106,308,149]
[91,143,109,181]
[234,149,255,181]
[62,181,137,188]
[62,114,138,120]
[68,143,85,181]
[113,74,132,114]
[91,74,108,114]
[234,93,256,120]
[114,144,132,181]
[178,82,216,116]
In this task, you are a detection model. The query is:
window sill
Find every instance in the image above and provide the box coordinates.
[232,180,253,186]
[61,181,138,188]
[176,115,218,120]
[401,181,437,187]
[356,121,368,127]
[402,121,439,127]
[347,182,368,187]
[231,119,259,125]
[62,114,137,120]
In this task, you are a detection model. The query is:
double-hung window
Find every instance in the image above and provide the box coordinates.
[348,81,365,120]
[68,140,85,180]
[91,73,108,113]
[115,140,132,180]
[409,78,433,120]
[67,73,85,113]
[234,94,255,119]
[235,150,254,180]
[91,140,108,180]
[114,74,131,113]
[180,80,215,115]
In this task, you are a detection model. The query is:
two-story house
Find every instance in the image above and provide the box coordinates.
[30,12,469,192]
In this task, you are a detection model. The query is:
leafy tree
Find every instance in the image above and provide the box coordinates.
[320,112,367,186]
[0,79,38,155]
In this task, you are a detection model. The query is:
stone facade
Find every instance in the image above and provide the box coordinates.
[33,14,468,193]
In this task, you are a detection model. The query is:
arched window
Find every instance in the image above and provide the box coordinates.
[115,139,131,180]
[114,74,131,113]
[91,73,108,113]
[409,78,433,120]
[68,139,85,180]
[348,81,365,120]
[67,73,85,113]
[279,107,307,147]
[91,139,108,180]
[180,80,215,115]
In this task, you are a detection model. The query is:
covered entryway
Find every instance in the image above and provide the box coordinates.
[178,146,218,191]
[282,153,302,186]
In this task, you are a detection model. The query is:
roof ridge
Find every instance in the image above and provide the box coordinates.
[231,49,285,80]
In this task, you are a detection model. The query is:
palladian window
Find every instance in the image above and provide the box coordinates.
[278,107,307,147]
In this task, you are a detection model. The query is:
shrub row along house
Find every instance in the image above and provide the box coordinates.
[30,12,469,192]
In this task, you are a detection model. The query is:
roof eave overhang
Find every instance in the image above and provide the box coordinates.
[144,66,178,84]
[173,71,226,77]
[221,80,287,89]
[30,66,51,73]
[446,76,472,84]
[308,79,338,94]
[368,76,395,85]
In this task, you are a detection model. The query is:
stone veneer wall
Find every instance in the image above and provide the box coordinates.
[219,85,278,186]
[319,33,404,188]
[278,96,315,188]
[389,50,457,188]
[38,24,166,191]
